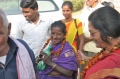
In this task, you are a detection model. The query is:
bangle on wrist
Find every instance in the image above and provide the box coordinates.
[52,64,57,69]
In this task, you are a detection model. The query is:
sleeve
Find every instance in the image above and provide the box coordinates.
[16,21,24,39]
[17,39,37,73]
[76,19,83,35]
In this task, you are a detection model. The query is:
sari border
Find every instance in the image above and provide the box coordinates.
[87,68,120,79]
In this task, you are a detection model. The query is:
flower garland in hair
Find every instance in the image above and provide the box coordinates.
[81,45,120,79]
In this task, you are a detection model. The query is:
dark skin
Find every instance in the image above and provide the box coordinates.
[22,8,39,24]
[38,26,74,77]
[61,5,84,52]
[39,52,73,77]
[84,36,93,43]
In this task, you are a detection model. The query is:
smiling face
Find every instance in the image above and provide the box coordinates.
[50,27,65,45]
[22,8,38,21]
[88,22,108,49]
[62,5,72,19]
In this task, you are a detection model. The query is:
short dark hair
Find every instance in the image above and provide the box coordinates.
[101,1,114,8]
[20,0,38,9]
[50,21,66,35]
[62,1,73,11]
[88,6,120,44]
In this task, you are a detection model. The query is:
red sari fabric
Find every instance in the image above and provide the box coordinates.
[84,49,120,79]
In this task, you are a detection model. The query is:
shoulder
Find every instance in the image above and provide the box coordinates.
[75,19,82,23]
[17,18,27,29]
[106,52,120,65]
[94,53,120,69]
[63,42,74,51]
[40,15,53,24]
[17,39,35,60]
[18,18,26,25]
[74,19,82,27]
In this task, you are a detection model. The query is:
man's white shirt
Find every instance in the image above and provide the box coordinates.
[16,15,53,57]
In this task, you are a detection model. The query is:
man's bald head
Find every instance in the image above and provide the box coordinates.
[0,8,9,28]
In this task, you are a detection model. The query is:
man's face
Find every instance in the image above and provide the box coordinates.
[86,0,96,7]
[22,8,38,21]
[0,15,10,53]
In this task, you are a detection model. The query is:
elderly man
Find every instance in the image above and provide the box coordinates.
[0,9,36,79]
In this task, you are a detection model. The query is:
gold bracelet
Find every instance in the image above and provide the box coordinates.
[52,64,57,69]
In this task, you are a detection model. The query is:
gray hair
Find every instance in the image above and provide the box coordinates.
[0,8,9,28]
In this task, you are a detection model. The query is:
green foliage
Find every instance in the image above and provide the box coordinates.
[64,0,84,12]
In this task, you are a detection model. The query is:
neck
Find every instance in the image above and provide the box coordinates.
[32,13,39,24]
[106,37,120,51]
[64,17,73,23]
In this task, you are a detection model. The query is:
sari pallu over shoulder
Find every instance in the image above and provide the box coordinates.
[65,19,83,52]
[84,50,120,79]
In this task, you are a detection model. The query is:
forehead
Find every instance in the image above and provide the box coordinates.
[22,8,33,11]
[51,26,63,32]
[62,5,70,9]
[88,21,96,31]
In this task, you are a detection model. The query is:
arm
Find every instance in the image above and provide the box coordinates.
[16,21,24,39]
[84,36,93,43]
[75,50,91,61]
[78,34,84,52]
[40,51,77,77]
[48,62,73,77]
[76,19,84,52]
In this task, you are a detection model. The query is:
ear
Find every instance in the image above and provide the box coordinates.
[8,23,11,35]
[34,8,38,12]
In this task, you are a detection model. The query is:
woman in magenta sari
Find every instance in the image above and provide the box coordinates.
[75,7,120,79]
[36,21,78,79]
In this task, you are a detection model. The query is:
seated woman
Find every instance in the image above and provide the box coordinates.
[36,21,78,79]
[75,7,120,79]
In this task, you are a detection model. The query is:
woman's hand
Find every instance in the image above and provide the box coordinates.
[40,51,53,66]
[75,50,90,61]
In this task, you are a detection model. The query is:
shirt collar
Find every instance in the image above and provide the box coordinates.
[87,2,103,12]
[25,14,46,24]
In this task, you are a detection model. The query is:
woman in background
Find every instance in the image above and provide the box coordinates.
[60,1,84,52]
